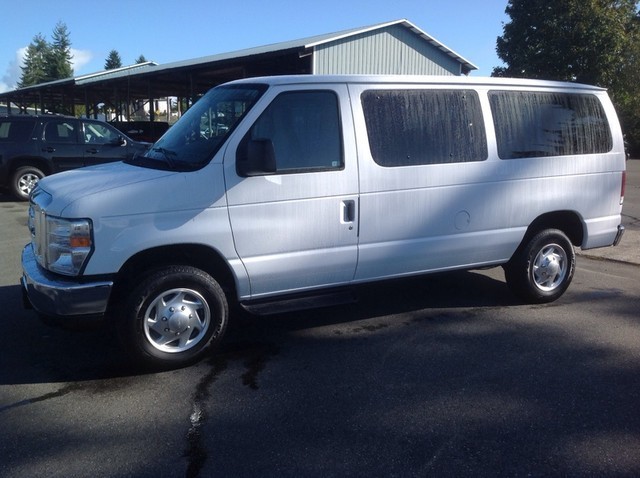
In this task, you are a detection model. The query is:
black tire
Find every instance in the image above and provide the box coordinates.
[504,229,575,304]
[11,166,44,201]
[118,266,228,368]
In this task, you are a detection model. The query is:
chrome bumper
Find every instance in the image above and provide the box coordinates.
[21,244,113,318]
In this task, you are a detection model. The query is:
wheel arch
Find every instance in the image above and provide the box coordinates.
[10,156,52,176]
[110,244,239,308]
[519,210,584,251]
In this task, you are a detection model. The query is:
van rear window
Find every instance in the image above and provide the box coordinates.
[489,91,612,159]
[361,89,487,166]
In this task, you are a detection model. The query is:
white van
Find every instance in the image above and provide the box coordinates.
[21,75,626,367]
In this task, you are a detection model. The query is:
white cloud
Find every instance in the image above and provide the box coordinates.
[70,48,93,74]
[0,47,27,93]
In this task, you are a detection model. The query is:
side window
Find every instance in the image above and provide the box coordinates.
[361,89,487,166]
[0,120,35,142]
[489,91,613,159]
[238,90,343,175]
[83,122,120,144]
[44,120,77,143]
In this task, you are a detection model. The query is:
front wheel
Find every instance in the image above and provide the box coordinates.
[504,229,575,304]
[118,266,228,368]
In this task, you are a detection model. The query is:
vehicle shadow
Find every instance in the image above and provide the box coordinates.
[0,193,21,203]
[232,269,516,336]
[1,283,132,386]
[0,269,513,386]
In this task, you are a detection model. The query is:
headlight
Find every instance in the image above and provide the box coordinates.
[31,211,93,276]
[47,217,93,275]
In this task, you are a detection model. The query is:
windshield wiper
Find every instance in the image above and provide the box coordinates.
[151,147,179,169]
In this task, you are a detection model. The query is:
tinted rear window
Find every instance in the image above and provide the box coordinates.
[0,119,36,142]
[361,89,487,166]
[489,91,612,159]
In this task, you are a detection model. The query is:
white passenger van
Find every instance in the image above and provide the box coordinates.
[21,75,626,367]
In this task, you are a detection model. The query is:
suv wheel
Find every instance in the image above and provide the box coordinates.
[11,166,44,201]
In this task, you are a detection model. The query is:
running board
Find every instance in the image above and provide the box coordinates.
[240,289,357,315]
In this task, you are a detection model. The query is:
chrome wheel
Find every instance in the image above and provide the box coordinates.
[18,172,40,196]
[11,166,44,201]
[143,287,211,353]
[532,243,568,292]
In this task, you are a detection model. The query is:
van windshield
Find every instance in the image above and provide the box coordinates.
[130,83,267,171]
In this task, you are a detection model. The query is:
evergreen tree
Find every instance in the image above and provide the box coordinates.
[47,21,73,81]
[18,33,49,87]
[135,54,148,64]
[105,50,123,70]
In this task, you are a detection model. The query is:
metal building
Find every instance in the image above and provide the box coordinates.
[0,19,477,119]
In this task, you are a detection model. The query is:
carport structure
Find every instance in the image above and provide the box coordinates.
[0,19,477,121]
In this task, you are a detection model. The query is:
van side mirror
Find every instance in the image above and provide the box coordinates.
[237,138,277,176]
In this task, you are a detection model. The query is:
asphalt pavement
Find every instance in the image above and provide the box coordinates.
[578,158,640,265]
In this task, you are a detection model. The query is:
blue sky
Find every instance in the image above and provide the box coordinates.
[0,0,508,93]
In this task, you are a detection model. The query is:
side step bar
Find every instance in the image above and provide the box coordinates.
[240,289,358,316]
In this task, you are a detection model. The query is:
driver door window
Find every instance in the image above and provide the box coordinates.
[240,90,343,173]
[83,122,120,144]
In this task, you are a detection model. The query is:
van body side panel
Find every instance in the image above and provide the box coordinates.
[224,84,359,299]
[352,159,624,280]
[353,163,523,279]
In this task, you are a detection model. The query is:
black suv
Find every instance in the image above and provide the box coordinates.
[0,114,151,200]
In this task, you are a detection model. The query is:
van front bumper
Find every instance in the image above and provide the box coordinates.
[21,244,113,318]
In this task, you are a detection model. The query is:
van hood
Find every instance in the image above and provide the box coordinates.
[36,161,177,214]
[39,161,173,195]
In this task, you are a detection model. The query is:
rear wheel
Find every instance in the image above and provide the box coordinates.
[11,166,44,201]
[118,265,228,368]
[504,229,575,303]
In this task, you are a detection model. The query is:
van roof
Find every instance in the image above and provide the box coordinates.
[225,74,606,91]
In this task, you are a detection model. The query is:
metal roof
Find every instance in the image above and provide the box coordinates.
[82,19,477,84]
[0,19,478,115]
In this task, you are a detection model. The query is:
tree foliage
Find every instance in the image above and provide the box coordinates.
[18,34,49,87]
[494,0,640,155]
[105,49,123,70]
[48,21,73,80]
[19,22,74,87]
[135,54,148,64]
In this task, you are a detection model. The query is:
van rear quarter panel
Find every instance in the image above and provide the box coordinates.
[348,83,625,281]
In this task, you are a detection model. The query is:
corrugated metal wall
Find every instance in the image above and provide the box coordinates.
[313,24,461,76]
